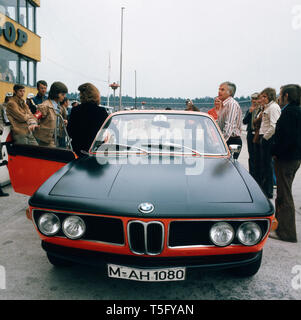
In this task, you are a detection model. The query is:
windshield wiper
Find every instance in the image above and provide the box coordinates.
[141,143,202,156]
[93,143,149,154]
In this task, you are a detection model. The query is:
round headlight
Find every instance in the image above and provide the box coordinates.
[38,213,61,236]
[209,222,235,247]
[62,216,86,240]
[237,222,262,246]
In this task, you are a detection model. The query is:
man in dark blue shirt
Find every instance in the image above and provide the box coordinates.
[33,80,48,106]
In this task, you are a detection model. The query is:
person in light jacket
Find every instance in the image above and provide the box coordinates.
[34,82,68,148]
[6,84,39,145]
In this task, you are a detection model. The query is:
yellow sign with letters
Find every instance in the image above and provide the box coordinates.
[0,12,41,62]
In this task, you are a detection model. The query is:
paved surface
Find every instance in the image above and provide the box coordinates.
[0,132,301,300]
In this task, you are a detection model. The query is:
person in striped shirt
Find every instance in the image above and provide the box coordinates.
[217,82,243,159]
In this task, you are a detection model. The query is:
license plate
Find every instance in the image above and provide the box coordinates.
[107,264,186,282]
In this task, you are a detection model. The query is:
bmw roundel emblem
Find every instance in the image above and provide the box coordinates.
[138,203,154,214]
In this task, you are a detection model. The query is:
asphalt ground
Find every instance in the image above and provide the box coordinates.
[0,131,300,300]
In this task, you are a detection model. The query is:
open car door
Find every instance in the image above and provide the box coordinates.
[5,139,76,196]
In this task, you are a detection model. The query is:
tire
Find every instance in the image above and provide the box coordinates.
[46,253,74,267]
[229,251,262,277]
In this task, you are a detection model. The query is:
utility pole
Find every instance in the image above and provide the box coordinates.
[107,52,111,107]
[119,7,125,111]
[135,70,137,109]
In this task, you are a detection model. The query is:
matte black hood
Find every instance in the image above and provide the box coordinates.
[29,156,273,218]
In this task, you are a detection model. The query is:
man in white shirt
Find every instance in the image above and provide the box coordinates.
[217,81,243,159]
[259,88,281,198]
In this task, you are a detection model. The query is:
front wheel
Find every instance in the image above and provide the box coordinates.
[46,253,74,267]
[229,251,262,277]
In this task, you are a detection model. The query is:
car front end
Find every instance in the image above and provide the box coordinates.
[24,111,274,281]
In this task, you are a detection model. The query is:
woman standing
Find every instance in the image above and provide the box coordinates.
[67,83,108,157]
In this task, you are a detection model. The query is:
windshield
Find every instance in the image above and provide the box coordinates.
[91,113,227,156]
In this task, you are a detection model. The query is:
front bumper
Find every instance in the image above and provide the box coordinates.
[42,241,262,272]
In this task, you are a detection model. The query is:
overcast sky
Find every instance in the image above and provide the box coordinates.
[37,0,301,99]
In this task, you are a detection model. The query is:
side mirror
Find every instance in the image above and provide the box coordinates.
[229,144,242,159]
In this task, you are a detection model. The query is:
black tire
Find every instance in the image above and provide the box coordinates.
[229,251,262,277]
[46,253,73,267]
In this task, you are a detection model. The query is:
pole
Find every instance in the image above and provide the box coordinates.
[135,70,137,109]
[107,52,111,107]
[113,90,116,112]
[119,7,125,111]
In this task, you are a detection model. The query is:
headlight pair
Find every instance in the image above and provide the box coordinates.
[209,221,262,247]
[38,213,86,240]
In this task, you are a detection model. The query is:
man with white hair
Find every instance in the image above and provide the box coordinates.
[217,81,243,159]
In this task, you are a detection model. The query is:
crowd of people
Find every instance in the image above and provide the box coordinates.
[0,80,301,243]
[0,80,108,151]
[0,80,109,197]
[204,82,301,243]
